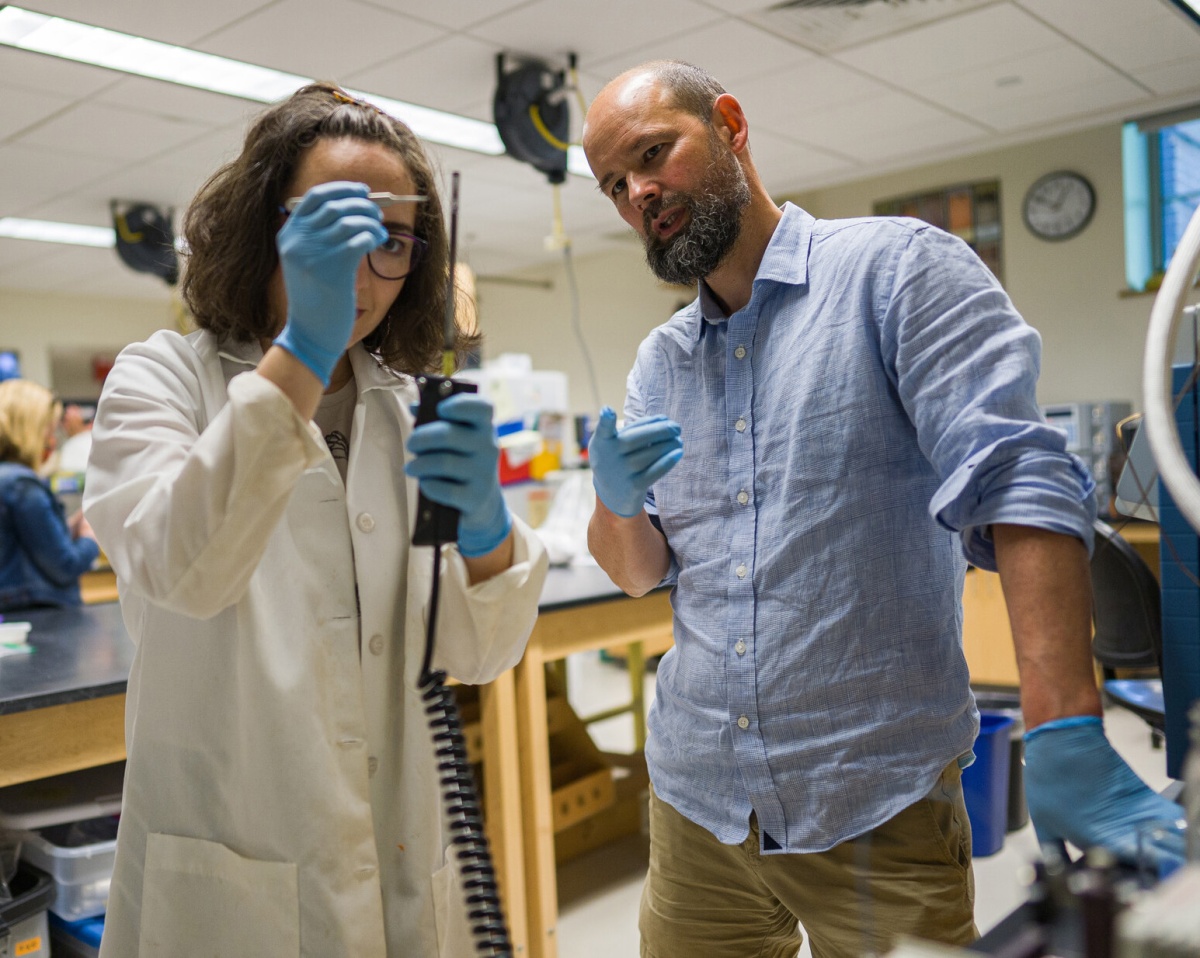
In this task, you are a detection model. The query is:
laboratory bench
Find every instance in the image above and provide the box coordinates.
[0,565,672,958]
[0,601,132,787]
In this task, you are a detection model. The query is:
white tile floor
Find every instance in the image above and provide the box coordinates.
[553,651,1175,958]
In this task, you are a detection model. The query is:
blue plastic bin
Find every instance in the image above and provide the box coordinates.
[961,711,1015,857]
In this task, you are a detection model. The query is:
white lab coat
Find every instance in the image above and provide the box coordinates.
[84,329,548,958]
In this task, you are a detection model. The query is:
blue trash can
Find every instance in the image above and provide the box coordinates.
[961,711,1015,857]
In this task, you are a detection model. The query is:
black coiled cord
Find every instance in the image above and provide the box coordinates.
[419,546,513,957]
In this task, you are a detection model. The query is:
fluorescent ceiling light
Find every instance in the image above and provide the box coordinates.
[0,217,115,247]
[0,5,588,166]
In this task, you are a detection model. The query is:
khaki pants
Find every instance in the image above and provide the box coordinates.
[640,762,979,958]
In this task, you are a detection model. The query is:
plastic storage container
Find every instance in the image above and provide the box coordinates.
[971,692,1028,832]
[961,711,1015,857]
[48,912,104,958]
[0,860,54,958]
[19,816,118,921]
[0,763,124,833]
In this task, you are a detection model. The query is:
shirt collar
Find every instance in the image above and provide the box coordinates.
[691,202,811,339]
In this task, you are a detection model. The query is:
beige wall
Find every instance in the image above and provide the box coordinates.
[473,246,690,417]
[474,120,1161,417]
[1,288,176,397]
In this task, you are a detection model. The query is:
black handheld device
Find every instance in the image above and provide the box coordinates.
[411,172,514,956]
[411,373,477,546]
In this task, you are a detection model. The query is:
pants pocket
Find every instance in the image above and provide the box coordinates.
[138,833,299,958]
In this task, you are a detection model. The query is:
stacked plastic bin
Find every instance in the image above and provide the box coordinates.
[0,762,122,953]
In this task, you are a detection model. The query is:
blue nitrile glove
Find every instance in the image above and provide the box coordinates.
[405,393,512,557]
[1023,716,1185,870]
[273,182,387,386]
[588,406,683,518]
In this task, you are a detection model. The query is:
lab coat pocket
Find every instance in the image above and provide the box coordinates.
[138,833,300,958]
[431,856,475,957]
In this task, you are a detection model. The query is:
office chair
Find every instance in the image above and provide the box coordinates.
[1089,519,1166,746]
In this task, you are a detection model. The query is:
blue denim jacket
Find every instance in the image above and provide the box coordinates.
[0,461,100,611]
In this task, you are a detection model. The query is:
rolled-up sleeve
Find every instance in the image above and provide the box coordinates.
[881,225,1096,571]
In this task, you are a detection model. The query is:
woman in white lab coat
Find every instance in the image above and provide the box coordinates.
[84,83,548,958]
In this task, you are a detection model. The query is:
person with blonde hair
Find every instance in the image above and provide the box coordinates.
[0,378,99,611]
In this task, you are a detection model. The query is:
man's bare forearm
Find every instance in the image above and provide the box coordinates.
[588,500,672,596]
[992,523,1103,730]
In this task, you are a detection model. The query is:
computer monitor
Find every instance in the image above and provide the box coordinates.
[1114,419,1158,522]
[0,350,19,382]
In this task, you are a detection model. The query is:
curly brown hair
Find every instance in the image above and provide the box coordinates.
[181,81,478,376]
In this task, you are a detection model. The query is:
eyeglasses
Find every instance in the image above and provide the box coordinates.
[277,205,427,281]
[367,230,427,281]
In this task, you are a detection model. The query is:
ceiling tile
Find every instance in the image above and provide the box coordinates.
[343,33,504,115]
[733,57,891,132]
[587,18,814,85]
[21,0,273,46]
[744,0,997,54]
[16,101,212,162]
[95,77,263,127]
[196,0,447,83]
[0,238,51,272]
[0,87,72,142]
[0,143,124,216]
[982,75,1162,130]
[355,0,535,32]
[1132,58,1200,97]
[834,3,1063,85]
[909,44,1150,130]
[465,0,723,68]
[743,130,856,193]
[1016,0,1200,73]
[0,46,120,100]
[771,92,988,163]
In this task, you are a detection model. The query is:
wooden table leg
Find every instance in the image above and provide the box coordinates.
[515,651,558,958]
[626,641,647,751]
[480,670,528,954]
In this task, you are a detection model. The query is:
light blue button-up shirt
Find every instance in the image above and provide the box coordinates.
[627,203,1095,854]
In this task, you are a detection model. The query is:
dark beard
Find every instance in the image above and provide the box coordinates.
[642,142,751,286]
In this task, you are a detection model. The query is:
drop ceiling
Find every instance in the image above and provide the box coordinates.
[1,0,1198,300]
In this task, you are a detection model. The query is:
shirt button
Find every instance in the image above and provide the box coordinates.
[737,490,749,505]
[735,418,747,433]
[356,513,375,533]
[356,864,377,879]
[367,756,379,777]
[734,345,746,359]
[737,715,750,730]
[735,640,746,655]
[368,633,384,656]
[736,564,747,578]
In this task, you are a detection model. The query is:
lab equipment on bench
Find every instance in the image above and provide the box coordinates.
[1040,401,1132,517]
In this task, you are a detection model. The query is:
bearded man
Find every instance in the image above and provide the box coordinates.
[580,59,1182,958]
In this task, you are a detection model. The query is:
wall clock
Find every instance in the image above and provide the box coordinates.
[1022,170,1095,241]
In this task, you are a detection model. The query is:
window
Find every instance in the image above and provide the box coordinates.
[1123,106,1200,292]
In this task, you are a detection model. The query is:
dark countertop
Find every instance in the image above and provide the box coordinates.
[0,563,647,718]
[0,602,134,717]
